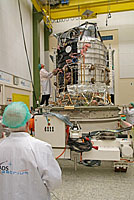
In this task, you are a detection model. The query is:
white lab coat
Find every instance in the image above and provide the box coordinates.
[40,68,53,95]
[0,132,62,200]
[123,108,134,125]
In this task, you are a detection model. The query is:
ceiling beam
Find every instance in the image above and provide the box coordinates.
[50,0,134,19]
[56,0,133,7]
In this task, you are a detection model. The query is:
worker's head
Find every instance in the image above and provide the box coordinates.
[38,64,44,70]
[129,102,134,109]
[2,102,31,131]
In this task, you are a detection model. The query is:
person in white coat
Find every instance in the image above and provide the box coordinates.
[0,102,62,200]
[39,64,58,106]
[123,102,134,125]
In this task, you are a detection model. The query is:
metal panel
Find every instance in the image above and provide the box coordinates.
[83,147,120,161]
[71,138,132,161]
[35,115,66,147]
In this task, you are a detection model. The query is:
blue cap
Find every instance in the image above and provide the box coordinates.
[2,102,31,128]
[38,64,44,70]
[38,64,41,70]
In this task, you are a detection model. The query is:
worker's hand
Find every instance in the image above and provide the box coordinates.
[58,68,63,73]
[52,69,58,75]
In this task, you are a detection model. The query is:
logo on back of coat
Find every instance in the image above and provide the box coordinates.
[0,160,29,175]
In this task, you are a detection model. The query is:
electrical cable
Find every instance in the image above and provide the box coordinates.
[18,0,37,106]
[50,192,61,200]
[89,126,132,138]
[120,159,134,163]
[81,160,101,167]
[56,125,70,159]
[68,137,92,153]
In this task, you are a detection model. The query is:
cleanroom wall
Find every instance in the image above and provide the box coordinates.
[50,11,134,106]
[0,0,33,107]
[93,11,134,106]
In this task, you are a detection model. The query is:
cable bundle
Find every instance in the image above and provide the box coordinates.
[68,137,92,153]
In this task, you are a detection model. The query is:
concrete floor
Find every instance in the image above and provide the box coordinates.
[51,160,134,200]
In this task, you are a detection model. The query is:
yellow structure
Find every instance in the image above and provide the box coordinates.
[50,0,134,20]
[31,0,52,30]
[12,94,30,109]
[31,0,134,22]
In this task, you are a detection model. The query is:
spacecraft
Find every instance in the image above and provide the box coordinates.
[55,22,111,106]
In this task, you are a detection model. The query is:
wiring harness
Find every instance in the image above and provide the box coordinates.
[81,160,101,167]
[67,136,101,167]
[68,137,92,153]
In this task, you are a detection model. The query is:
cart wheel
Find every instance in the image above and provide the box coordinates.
[114,167,120,172]
[120,167,128,173]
